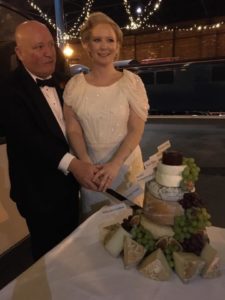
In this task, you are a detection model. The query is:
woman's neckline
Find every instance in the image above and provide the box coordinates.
[82,70,125,88]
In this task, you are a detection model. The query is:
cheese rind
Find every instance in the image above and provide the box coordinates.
[138,248,172,281]
[155,162,186,187]
[157,162,186,175]
[104,225,130,257]
[140,215,174,239]
[156,172,182,187]
[123,236,146,269]
[162,151,183,165]
[200,243,221,278]
[143,193,184,225]
[173,251,205,283]
[147,180,185,201]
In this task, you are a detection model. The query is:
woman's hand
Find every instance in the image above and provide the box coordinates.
[93,161,121,192]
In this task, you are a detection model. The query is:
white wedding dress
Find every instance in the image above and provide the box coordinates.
[63,70,149,216]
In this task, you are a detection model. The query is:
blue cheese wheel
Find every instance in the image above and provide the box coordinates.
[147,180,184,201]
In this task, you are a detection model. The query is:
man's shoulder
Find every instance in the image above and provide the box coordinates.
[2,66,22,85]
[2,65,33,91]
[0,72,13,93]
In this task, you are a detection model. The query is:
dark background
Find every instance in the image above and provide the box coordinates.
[2,0,225,29]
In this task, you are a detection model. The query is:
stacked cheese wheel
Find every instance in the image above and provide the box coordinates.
[101,150,221,283]
[143,151,188,226]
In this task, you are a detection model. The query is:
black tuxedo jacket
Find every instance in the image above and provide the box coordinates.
[0,65,80,218]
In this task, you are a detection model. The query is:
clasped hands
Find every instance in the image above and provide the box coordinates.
[92,162,119,192]
[69,158,120,191]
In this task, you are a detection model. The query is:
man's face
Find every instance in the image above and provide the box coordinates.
[16,24,56,78]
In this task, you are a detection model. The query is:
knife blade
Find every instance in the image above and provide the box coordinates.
[106,188,142,209]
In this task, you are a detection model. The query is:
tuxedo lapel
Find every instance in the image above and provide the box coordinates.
[16,66,66,143]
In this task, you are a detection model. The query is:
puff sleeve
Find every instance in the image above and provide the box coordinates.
[63,74,85,110]
[122,70,149,121]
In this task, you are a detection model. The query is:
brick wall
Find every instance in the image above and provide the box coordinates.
[69,22,225,66]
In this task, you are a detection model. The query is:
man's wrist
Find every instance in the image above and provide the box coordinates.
[68,157,78,172]
[58,153,76,175]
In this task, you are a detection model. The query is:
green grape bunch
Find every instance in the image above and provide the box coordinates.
[181,157,201,191]
[173,206,211,243]
[130,225,156,254]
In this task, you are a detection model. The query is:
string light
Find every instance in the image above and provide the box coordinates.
[136,7,142,15]
[122,0,224,33]
[67,0,94,38]
[129,21,224,32]
[27,0,56,28]
[27,0,94,40]
[27,0,225,39]
[123,0,163,29]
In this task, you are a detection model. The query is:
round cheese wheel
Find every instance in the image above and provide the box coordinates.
[157,162,186,175]
[147,180,185,201]
[162,151,183,166]
[156,172,182,187]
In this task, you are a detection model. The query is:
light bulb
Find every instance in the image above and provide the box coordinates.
[136,7,142,14]
[63,44,74,58]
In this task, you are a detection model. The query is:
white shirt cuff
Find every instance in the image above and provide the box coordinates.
[58,153,75,175]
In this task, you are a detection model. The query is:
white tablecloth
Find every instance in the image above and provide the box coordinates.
[1,204,225,300]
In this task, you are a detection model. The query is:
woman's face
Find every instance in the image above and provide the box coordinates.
[86,23,119,66]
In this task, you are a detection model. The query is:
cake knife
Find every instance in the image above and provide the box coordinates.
[106,188,142,209]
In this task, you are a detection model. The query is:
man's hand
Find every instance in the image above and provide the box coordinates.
[68,158,100,191]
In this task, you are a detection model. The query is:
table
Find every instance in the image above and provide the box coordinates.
[0,204,225,300]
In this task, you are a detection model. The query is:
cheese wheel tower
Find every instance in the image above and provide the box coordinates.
[144,151,187,225]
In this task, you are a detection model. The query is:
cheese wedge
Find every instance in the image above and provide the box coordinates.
[140,215,174,239]
[138,248,172,281]
[123,236,146,269]
[200,243,221,278]
[100,223,121,243]
[173,251,205,283]
[104,224,130,257]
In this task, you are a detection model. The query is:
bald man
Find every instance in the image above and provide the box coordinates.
[0,21,99,260]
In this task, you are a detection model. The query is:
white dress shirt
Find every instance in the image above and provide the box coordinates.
[27,69,74,174]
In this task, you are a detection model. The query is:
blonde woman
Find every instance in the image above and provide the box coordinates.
[63,12,149,217]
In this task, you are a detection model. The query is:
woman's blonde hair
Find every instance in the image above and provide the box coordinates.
[80,12,123,46]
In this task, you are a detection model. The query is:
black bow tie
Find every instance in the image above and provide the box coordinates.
[36,78,56,87]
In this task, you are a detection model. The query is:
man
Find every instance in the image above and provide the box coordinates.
[0,20,99,260]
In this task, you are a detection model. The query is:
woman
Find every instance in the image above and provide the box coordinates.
[63,12,149,217]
